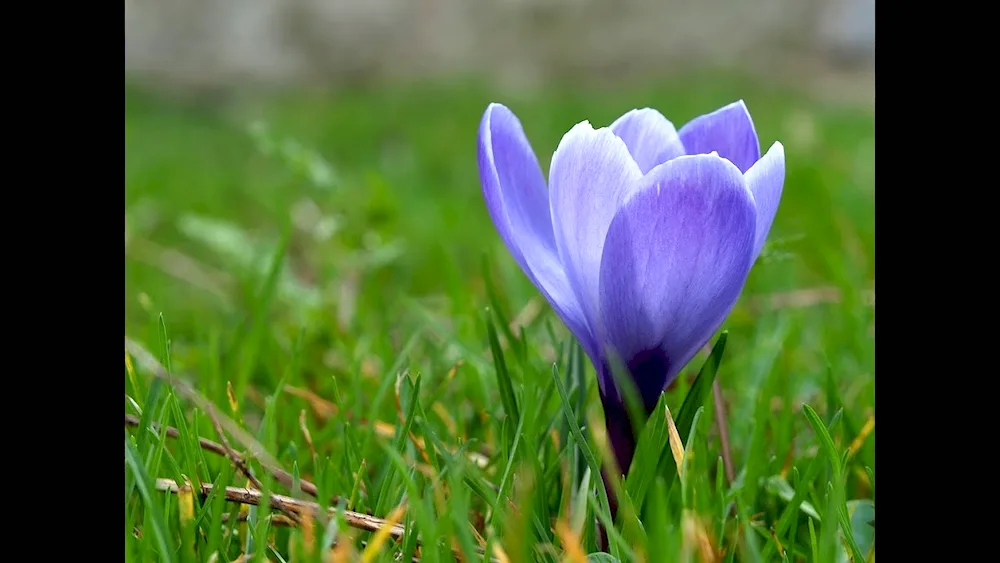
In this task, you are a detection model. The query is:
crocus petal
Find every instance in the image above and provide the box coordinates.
[678,100,761,173]
[478,104,594,353]
[609,108,687,174]
[549,121,643,337]
[745,141,785,260]
[597,154,756,408]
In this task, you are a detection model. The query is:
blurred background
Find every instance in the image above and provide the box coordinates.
[124,0,873,99]
[125,0,874,448]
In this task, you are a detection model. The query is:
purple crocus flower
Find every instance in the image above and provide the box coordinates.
[477,100,785,474]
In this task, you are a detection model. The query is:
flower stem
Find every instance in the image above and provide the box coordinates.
[596,395,643,551]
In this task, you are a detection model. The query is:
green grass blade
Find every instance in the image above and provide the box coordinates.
[629,332,726,503]
[623,388,670,515]
[803,405,866,563]
[125,436,175,563]
[482,256,524,362]
[491,401,526,526]
[374,373,422,515]
[550,364,613,540]
[486,318,520,423]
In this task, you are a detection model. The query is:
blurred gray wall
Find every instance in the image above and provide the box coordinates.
[124,0,874,92]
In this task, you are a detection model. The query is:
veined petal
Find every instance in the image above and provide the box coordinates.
[745,141,786,260]
[478,103,594,352]
[549,121,643,334]
[479,103,554,257]
[610,108,687,174]
[597,154,756,407]
[678,100,761,173]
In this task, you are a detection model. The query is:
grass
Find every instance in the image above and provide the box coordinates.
[125,73,875,563]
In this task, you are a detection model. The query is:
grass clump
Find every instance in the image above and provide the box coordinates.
[125,76,874,562]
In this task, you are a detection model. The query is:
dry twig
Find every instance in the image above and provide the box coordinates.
[206,408,264,492]
[154,479,501,563]
[712,381,735,484]
[221,512,298,527]
[126,339,500,561]
[124,414,333,505]
[695,342,736,487]
[126,414,230,459]
[746,286,875,312]
[156,479,403,536]
[125,338,322,500]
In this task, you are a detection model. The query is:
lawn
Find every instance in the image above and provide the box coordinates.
[124,74,875,563]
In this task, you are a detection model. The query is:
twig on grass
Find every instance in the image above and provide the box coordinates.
[126,338,320,501]
[124,413,378,515]
[205,406,265,492]
[745,286,875,312]
[693,343,736,487]
[221,511,298,527]
[125,338,501,559]
[126,414,230,459]
[156,478,403,536]
[124,414,333,505]
[712,381,736,484]
[202,403,302,524]
[155,479,502,563]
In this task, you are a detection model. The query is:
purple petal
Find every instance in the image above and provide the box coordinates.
[597,154,756,405]
[478,103,594,353]
[745,141,785,260]
[678,100,761,173]
[609,108,687,174]
[548,121,643,343]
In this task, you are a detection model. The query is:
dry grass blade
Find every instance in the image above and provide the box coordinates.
[178,478,195,524]
[284,385,339,419]
[846,415,875,460]
[509,296,543,335]
[329,529,359,562]
[491,542,512,563]
[664,404,685,478]
[359,503,407,563]
[299,409,317,459]
[553,520,588,563]
[682,510,720,563]
[286,383,490,469]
